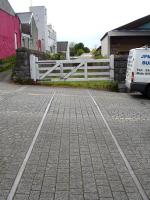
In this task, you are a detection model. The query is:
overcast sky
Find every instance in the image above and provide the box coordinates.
[9,0,150,49]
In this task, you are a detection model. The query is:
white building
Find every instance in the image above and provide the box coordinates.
[29,6,57,53]
[47,24,57,53]
[29,6,47,52]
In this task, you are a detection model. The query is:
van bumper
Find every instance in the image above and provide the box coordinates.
[130,82,147,93]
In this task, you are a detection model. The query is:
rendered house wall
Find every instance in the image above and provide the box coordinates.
[0,10,21,59]
[101,35,110,57]
[30,6,47,52]
[47,24,57,53]
[30,17,38,50]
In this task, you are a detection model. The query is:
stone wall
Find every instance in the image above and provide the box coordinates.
[12,48,48,82]
[114,55,128,83]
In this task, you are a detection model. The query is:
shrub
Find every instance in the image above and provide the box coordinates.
[50,53,65,60]
[77,49,85,56]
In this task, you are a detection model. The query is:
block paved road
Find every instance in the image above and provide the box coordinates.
[0,82,150,200]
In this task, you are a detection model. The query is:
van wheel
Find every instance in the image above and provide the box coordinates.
[146,86,150,99]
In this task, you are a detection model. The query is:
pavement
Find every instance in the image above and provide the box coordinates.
[0,82,150,200]
[0,70,12,82]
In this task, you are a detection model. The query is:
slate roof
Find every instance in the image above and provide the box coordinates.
[101,15,150,41]
[0,0,15,16]
[17,12,33,24]
[57,41,68,52]
[115,15,150,30]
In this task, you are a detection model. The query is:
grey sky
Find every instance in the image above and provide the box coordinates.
[9,0,150,49]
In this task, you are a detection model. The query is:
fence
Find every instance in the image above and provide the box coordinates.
[30,55,114,82]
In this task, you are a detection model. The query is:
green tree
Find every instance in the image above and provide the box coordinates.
[74,43,84,50]
[77,49,85,56]
[84,47,90,53]
[70,42,90,56]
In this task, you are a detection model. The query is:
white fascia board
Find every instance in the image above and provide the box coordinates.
[108,30,150,37]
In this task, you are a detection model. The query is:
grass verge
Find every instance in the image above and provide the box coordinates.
[38,80,118,92]
[0,56,16,72]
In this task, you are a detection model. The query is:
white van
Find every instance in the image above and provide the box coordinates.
[125,47,150,98]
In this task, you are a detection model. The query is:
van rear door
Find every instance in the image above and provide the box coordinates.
[126,50,134,87]
[135,50,150,83]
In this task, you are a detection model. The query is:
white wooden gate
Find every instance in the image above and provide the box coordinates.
[30,55,114,82]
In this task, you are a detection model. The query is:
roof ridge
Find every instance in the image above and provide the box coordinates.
[101,14,150,40]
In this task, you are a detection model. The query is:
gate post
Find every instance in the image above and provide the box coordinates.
[35,57,40,80]
[110,55,114,80]
[30,54,37,82]
[60,63,64,79]
[84,61,88,80]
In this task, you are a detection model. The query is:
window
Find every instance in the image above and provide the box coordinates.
[14,33,17,49]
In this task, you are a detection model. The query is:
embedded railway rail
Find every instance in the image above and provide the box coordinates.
[0,83,150,200]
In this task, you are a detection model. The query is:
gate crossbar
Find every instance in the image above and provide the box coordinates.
[63,62,84,80]
[39,63,60,80]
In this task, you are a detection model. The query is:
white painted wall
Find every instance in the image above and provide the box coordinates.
[47,24,57,53]
[101,35,110,57]
[30,6,47,52]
